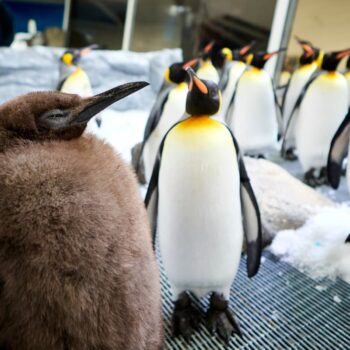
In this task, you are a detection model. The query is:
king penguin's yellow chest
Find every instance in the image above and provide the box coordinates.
[163,116,234,153]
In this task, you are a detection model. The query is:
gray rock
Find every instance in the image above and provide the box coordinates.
[244,157,335,246]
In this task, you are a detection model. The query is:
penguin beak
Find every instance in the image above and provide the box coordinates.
[79,44,99,57]
[295,36,315,57]
[185,68,208,94]
[73,81,149,124]
[239,41,255,56]
[336,48,350,60]
[263,48,286,61]
[203,41,215,54]
[182,58,199,69]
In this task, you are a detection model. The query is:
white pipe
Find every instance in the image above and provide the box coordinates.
[265,0,291,79]
[122,0,138,51]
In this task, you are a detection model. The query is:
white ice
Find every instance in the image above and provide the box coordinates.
[270,206,350,283]
[85,109,148,163]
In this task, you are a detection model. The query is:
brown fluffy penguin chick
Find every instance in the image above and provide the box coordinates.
[0,83,163,350]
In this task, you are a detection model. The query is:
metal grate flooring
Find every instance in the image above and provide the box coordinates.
[159,252,350,349]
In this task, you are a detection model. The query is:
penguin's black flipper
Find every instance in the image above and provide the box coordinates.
[345,234,350,243]
[281,71,321,156]
[224,75,242,125]
[270,77,283,138]
[327,109,350,189]
[226,127,262,277]
[144,120,182,248]
[144,153,161,249]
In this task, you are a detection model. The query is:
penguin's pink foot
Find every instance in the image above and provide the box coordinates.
[172,292,201,341]
[284,148,298,161]
[206,293,242,344]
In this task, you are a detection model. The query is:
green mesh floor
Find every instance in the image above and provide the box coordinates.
[159,252,350,349]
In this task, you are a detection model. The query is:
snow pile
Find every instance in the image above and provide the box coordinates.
[86,109,148,163]
[270,206,350,283]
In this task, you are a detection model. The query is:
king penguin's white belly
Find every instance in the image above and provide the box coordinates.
[230,68,278,152]
[60,68,93,97]
[296,72,348,171]
[158,117,243,299]
[219,61,246,120]
[283,63,317,148]
[197,62,220,84]
[143,84,188,182]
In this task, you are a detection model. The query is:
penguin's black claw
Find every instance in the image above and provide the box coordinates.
[304,168,319,187]
[283,148,298,161]
[172,292,201,341]
[318,167,329,186]
[206,293,242,344]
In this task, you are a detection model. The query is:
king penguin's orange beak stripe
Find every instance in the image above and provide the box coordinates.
[183,58,198,69]
[336,49,350,59]
[203,41,214,54]
[193,76,208,94]
[240,44,252,56]
[302,44,314,57]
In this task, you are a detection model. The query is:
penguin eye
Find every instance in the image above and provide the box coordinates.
[38,109,71,130]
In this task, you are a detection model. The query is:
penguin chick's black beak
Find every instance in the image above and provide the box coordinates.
[37,82,148,130]
[74,81,149,124]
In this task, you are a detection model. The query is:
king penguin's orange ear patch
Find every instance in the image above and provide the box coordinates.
[193,76,208,94]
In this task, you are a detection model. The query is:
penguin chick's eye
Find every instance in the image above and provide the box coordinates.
[38,109,71,130]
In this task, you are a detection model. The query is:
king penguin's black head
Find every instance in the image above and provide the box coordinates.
[233,41,255,62]
[295,36,316,65]
[321,48,350,71]
[185,68,220,116]
[60,44,98,66]
[249,49,285,69]
[165,58,199,84]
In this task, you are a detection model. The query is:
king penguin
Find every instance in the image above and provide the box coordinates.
[58,45,101,127]
[226,49,284,157]
[196,42,220,84]
[218,42,255,121]
[137,59,198,183]
[284,48,350,186]
[281,37,320,160]
[145,68,262,342]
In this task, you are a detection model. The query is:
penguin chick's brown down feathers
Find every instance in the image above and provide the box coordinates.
[0,85,163,350]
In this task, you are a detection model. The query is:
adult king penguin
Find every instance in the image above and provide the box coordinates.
[284,48,350,186]
[145,68,262,342]
[137,59,198,183]
[218,42,255,121]
[58,45,102,127]
[226,49,284,157]
[281,37,320,160]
